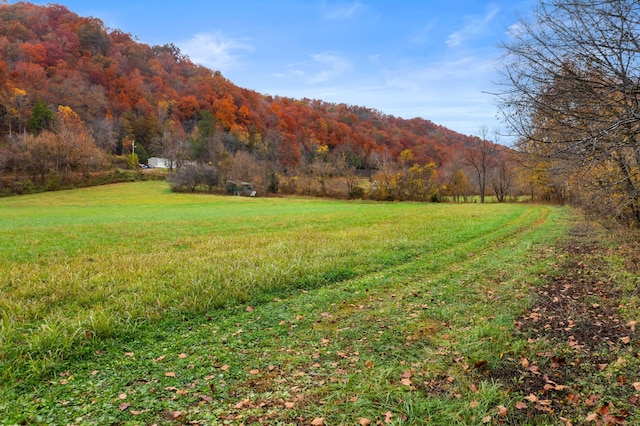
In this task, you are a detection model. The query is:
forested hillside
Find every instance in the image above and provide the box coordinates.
[0,2,513,199]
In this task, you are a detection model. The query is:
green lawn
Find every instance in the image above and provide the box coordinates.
[0,182,587,424]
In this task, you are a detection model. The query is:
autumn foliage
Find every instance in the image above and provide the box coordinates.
[0,2,513,199]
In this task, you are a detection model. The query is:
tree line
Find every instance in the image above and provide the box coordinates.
[1,97,519,202]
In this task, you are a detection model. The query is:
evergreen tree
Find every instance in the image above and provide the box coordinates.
[28,100,53,135]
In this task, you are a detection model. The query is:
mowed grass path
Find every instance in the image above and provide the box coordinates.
[0,182,569,424]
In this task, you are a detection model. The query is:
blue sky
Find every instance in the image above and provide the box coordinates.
[23,1,536,140]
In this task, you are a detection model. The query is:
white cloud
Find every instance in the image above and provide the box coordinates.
[446,5,500,48]
[322,1,365,20]
[309,53,351,83]
[446,31,465,48]
[283,53,352,84]
[368,54,382,64]
[506,21,526,39]
[178,32,254,72]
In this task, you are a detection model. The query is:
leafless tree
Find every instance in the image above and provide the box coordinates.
[368,148,396,200]
[89,115,120,154]
[496,0,640,225]
[491,150,516,202]
[466,126,497,203]
[333,142,366,198]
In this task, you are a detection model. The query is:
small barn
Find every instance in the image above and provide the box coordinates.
[148,157,169,168]
[226,180,256,196]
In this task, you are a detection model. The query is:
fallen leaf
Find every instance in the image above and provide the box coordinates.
[234,398,250,409]
[474,360,488,370]
[559,417,573,426]
[118,393,127,400]
[171,411,181,419]
[154,355,166,362]
[365,360,374,368]
[220,364,230,371]
[470,400,479,408]
[165,371,176,377]
[284,401,295,409]
[401,378,412,387]
[544,381,570,391]
[246,306,255,312]
[526,364,540,374]
[359,418,372,426]
[497,405,508,417]
[124,352,134,357]
[516,401,528,410]
[524,394,538,403]
[469,383,479,393]
[311,418,324,426]
[91,370,98,375]
[481,415,492,423]
[621,336,631,344]
[633,382,640,391]
[567,394,580,404]
[384,411,393,423]
[249,369,259,375]
[179,353,187,359]
[585,413,598,422]
[118,402,130,411]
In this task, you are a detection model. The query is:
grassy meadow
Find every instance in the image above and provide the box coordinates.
[2,181,636,425]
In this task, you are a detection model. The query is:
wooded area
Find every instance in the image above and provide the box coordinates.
[498,0,640,226]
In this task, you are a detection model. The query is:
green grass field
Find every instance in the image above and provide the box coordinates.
[2,182,636,425]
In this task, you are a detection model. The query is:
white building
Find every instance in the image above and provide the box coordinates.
[148,157,169,168]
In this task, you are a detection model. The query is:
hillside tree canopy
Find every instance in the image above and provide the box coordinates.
[0,2,516,201]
